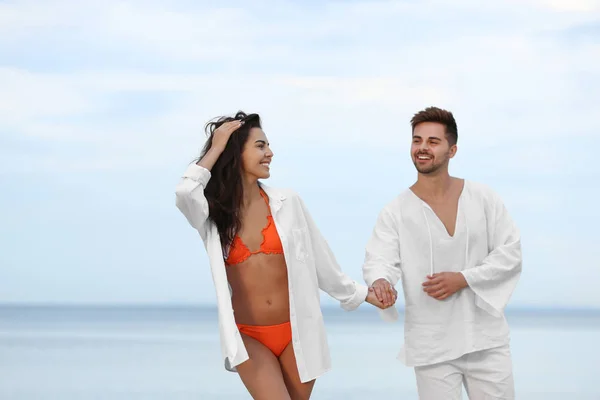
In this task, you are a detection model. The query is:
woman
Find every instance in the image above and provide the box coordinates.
[175,111,390,399]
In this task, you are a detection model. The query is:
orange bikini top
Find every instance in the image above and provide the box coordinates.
[225,189,284,266]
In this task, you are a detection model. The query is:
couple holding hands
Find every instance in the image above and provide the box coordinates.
[175,107,522,400]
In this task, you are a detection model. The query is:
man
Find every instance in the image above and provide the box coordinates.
[362,107,522,399]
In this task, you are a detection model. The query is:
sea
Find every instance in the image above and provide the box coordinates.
[1,305,598,399]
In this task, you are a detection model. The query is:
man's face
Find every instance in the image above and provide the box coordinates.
[411,122,456,174]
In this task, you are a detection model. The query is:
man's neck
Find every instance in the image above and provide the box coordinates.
[412,170,454,200]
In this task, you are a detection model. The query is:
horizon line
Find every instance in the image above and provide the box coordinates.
[1,302,599,313]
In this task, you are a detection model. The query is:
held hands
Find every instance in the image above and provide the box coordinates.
[422,272,468,300]
[367,278,398,309]
[366,288,387,309]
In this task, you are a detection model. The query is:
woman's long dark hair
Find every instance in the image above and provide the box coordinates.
[198,111,262,251]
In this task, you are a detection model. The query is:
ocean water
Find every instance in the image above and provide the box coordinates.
[0,306,598,400]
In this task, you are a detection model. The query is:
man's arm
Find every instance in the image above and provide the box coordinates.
[461,190,522,317]
[362,207,403,321]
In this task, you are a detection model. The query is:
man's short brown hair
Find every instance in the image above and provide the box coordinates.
[410,107,458,145]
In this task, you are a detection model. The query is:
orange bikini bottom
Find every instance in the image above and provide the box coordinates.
[236,321,292,357]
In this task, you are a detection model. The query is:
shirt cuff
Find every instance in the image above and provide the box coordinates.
[340,282,369,311]
[182,163,211,185]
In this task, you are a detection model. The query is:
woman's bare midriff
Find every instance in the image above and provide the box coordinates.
[226,253,290,326]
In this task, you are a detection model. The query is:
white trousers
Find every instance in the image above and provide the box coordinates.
[414,344,515,400]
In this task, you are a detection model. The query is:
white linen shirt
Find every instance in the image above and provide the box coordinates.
[175,163,368,383]
[362,180,522,367]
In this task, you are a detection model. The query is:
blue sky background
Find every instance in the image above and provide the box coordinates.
[1,0,599,308]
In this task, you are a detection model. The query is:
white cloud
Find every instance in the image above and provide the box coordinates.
[1,0,597,142]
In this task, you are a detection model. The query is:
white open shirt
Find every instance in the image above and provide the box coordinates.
[363,181,522,367]
[175,163,368,383]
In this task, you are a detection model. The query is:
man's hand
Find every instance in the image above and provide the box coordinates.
[422,272,468,300]
[371,278,397,308]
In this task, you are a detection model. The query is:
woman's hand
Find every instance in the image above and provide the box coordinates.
[197,120,244,171]
[211,120,244,151]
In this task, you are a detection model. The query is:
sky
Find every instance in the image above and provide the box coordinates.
[1,0,599,309]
